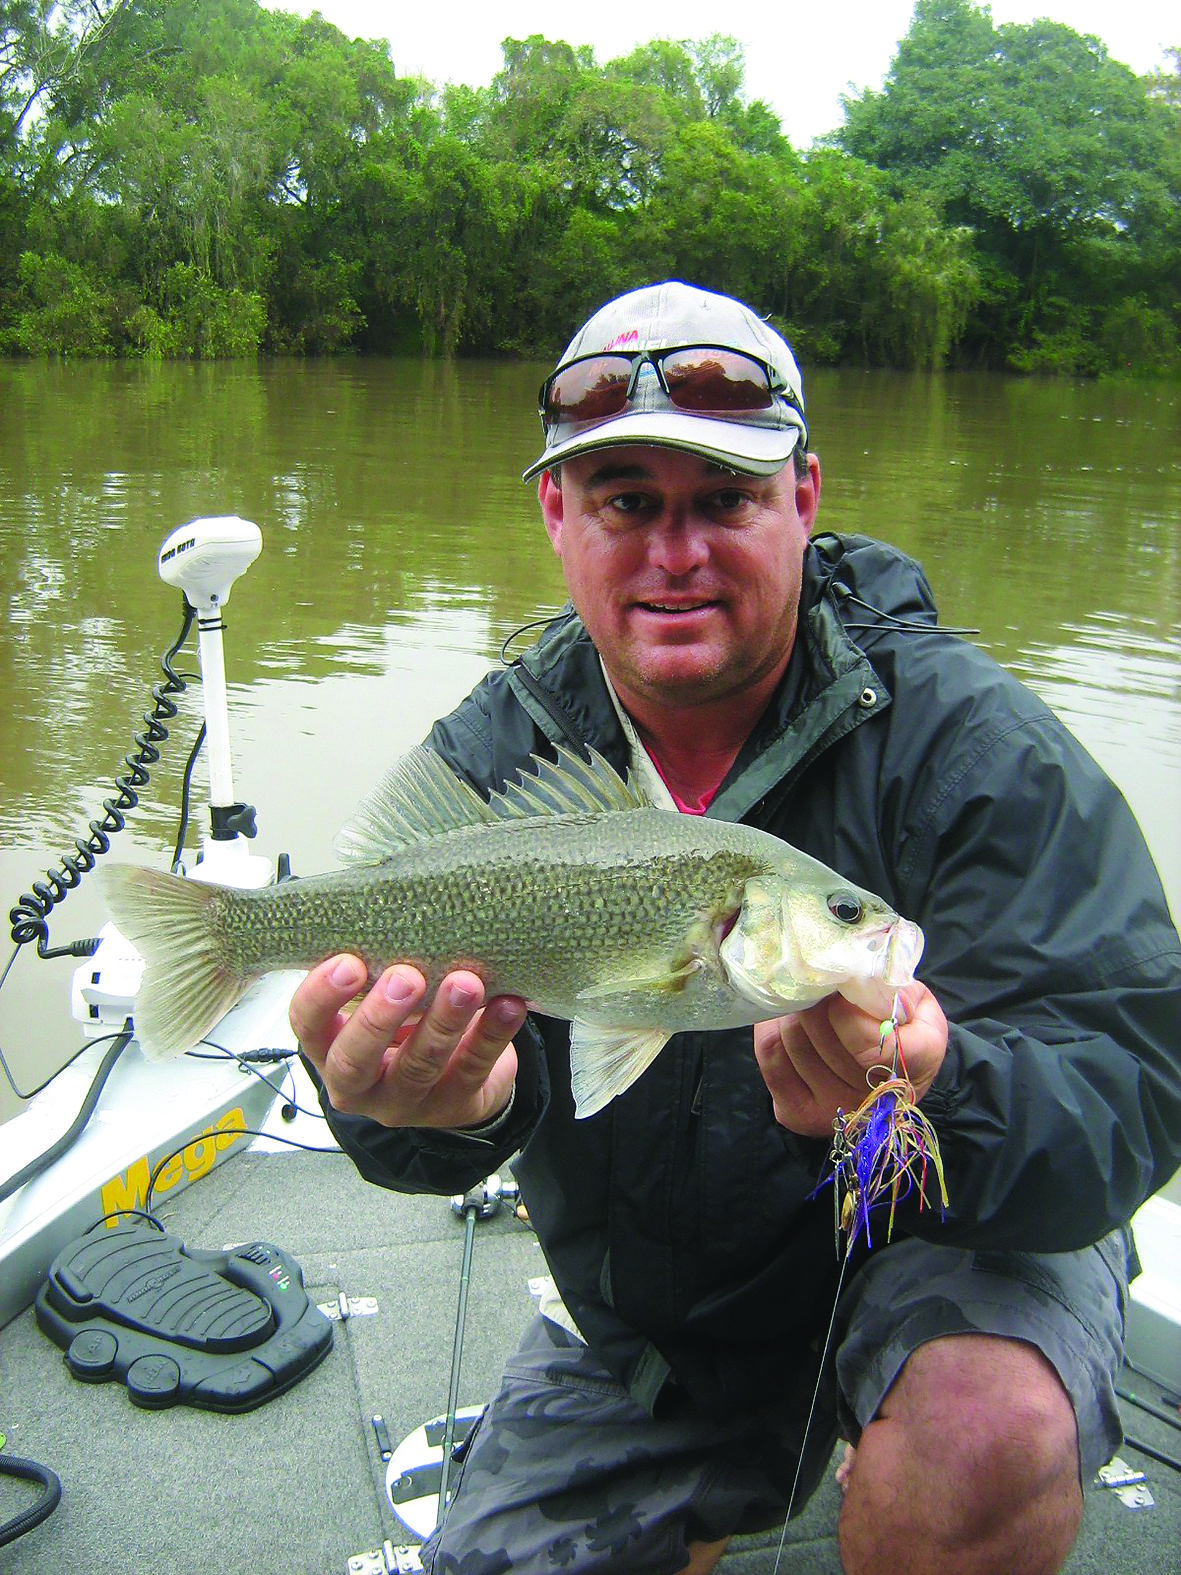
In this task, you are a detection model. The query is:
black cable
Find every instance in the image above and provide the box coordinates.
[83,1208,166,1236]
[499,613,564,665]
[438,1201,479,1522]
[0,1452,62,1548]
[1123,1434,1181,1474]
[0,1024,125,1103]
[188,1038,327,1124]
[1122,1357,1181,1407]
[0,1025,134,1204]
[833,584,981,637]
[6,601,195,958]
[171,720,206,873]
[143,1126,342,1219]
[1117,1383,1181,1432]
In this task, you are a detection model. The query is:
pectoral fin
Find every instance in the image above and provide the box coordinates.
[575,957,701,1003]
[569,1021,673,1119]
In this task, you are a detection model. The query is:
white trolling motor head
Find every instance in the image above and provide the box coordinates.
[158,516,262,614]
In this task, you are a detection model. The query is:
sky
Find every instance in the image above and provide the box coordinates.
[271,0,1175,148]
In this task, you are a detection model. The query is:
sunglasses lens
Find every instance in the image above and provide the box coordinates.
[542,347,778,429]
[662,349,773,412]
[544,356,633,425]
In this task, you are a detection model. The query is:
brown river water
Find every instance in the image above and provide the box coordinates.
[1,359,1178,1140]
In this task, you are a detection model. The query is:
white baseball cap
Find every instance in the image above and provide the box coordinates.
[523,281,808,481]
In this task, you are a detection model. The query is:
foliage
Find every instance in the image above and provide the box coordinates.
[0,0,1176,374]
[839,0,1180,372]
[6,248,114,353]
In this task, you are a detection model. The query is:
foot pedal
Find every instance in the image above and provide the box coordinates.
[35,1223,333,1411]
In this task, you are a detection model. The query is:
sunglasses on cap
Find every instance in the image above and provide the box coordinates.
[539,345,801,431]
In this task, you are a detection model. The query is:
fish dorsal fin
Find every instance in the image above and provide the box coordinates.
[489,745,650,819]
[335,747,500,863]
[335,745,650,864]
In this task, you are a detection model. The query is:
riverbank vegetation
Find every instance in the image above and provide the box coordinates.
[1,0,1177,372]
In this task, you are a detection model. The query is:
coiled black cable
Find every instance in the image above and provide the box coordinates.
[0,1451,62,1548]
[7,602,196,960]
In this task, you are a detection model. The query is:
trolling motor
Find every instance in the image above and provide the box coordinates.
[7,513,272,989]
[69,516,273,1035]
[157,517,271,887]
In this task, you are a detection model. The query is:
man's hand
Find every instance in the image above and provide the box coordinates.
[291,955,527,1130]
[753,983,948,1139]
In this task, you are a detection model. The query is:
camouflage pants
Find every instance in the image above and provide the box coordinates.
[421,1230,1133,1575]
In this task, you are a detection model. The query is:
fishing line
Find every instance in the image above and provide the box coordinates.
[771,997,948,1567]
[772,1246,851,1574]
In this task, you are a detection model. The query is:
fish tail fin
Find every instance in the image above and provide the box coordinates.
[96,865,247,1060]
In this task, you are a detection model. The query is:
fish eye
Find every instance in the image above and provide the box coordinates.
[827,893,864,925]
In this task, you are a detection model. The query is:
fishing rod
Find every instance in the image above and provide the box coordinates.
[437,1173,520,1523]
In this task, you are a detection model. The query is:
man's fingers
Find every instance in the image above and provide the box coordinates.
[789,1000,865,1086]
[333,964,430,1090]
[293,959,430,1109]
[450,995,529,1089]
[391,971,487,1088]
[753,1022,816,1107]
[755,1007,874,1137]
[462,993,529,1060]
[290,953,370,1063]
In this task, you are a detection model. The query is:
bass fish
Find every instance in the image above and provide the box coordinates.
[98,746,923,1118]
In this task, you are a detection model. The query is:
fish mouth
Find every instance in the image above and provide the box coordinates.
[881,919,924,985]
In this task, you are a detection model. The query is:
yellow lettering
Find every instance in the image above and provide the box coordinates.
[215,1106,248,1152]
[100,1156,151,1224]
[185,1130,217,1181]
[99,1106,251,1228]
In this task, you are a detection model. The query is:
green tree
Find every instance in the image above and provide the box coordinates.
[7,247,114,353]
[839,0,1179,371]
[1,3,1172,371]
[1143,45,1180,129]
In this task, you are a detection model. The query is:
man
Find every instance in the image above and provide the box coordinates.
[292,282,1181,1575]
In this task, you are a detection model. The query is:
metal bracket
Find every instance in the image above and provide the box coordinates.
[1096,1456,1155,1508]
[1113,1482,1155,1508]
[317,1294,379,1322]
[346,1542,423,1573]
[1097,1456,1147,1489]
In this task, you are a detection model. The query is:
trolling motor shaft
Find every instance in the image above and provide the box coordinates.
[157,517,269,886]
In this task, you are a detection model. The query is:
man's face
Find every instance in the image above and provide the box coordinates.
[537,445,820,715]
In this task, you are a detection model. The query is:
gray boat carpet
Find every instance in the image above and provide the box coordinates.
[2,1147,1176,1573]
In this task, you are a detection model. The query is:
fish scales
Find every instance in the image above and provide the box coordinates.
[210,811,771,1017]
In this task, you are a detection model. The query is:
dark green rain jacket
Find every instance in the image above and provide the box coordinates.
[306,532,1181,1417]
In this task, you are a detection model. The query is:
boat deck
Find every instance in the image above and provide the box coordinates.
[1,1081,1178,1575]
